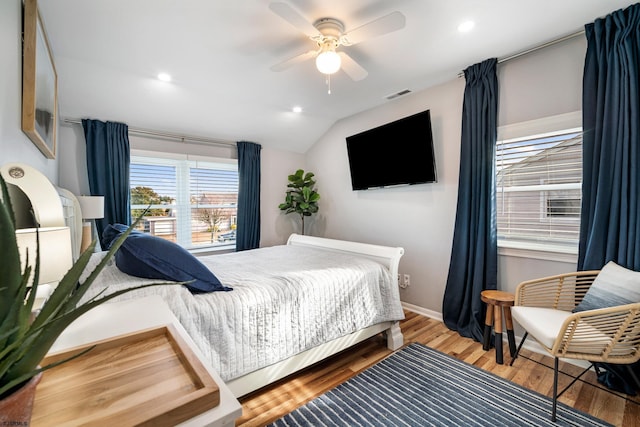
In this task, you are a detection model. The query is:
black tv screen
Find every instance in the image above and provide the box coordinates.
[346,110,437,190]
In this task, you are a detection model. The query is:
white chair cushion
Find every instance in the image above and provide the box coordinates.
[512,306,614,356]
[511,306,573,349]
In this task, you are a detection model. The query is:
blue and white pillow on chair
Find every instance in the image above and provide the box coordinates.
[573,261,640,312]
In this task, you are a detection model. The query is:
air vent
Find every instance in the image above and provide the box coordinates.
[384,89,412,100]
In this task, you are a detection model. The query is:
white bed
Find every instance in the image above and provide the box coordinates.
[79,234,405,397]
[1,162,405,398]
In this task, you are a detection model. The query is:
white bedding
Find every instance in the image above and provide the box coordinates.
[80,244,405,381]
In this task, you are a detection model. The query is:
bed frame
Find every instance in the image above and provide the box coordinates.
[2,162,406,399]
[226,233,405,397]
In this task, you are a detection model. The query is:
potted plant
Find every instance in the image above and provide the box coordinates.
[0,176,166,423]
[278,169,320,235]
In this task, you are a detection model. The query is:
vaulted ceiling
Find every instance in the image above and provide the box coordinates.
[39,0,635,153]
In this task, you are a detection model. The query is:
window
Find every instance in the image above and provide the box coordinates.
[130,153,238,249]
[546,197,581,218]
[496,123,582,253]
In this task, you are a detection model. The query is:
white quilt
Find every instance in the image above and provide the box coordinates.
[80,245,405,381]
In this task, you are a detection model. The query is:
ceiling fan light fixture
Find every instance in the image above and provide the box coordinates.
[316,49,341,75]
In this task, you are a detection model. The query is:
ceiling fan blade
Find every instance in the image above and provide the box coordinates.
[339,52,368,81]
[271,49,318,72]
[342,11,406,46]
[269,2,319,37]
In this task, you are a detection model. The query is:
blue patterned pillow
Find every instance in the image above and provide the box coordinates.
[573,261,640,312]
[102,223,231,294]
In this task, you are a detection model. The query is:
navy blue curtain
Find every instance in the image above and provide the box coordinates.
[82,119,131,248]
[578,4,640,395]
[236,141,261,251]
[579,4,640,272]
[442,58,498,342]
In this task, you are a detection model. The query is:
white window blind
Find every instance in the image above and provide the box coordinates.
[496,129,582,252]
[130,154,238,249]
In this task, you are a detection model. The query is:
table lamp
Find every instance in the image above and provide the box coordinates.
[77,195,104,252]
[15,226,73,309]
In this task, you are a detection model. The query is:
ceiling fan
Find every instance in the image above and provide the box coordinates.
[269,2,406,87]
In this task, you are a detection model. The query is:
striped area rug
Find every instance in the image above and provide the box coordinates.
[269,343,612,427]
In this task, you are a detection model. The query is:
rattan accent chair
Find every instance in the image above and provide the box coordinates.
[510,271,640,421]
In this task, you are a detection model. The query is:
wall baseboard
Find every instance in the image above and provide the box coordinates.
[401,302,442,322]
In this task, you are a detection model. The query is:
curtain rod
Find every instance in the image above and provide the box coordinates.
[63,118,237,148]
[457,29,585,78]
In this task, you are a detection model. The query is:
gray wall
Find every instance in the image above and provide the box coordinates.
[306,36,586,318]
[2,0,586,321]
[1,0,59,182]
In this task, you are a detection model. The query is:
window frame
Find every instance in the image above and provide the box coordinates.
[130,149,239,251]
[496,112,582,261]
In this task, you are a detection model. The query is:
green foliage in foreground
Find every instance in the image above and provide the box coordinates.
[0,176,171,399]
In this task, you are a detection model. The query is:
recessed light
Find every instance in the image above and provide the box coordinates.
[157,73,172,82]
[458,20,475,33]
[292,106,302,113]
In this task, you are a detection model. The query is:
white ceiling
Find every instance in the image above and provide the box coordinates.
[39,0,634,153]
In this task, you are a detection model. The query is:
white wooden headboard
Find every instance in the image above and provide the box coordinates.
[0,162,83,260]
[0,163,65,227]
[56,187,83,260]
[286,233,405,288]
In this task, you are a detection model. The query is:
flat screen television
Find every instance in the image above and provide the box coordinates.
[345,109,437,190]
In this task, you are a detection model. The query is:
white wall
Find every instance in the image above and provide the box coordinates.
[498,36,585,126]
[57,124,86,194]
[306,36,587,317]
[260,147,307,247]
[0,0,59,183]
[307,79,464,316]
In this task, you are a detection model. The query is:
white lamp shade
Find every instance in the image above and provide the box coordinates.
[316,50,341,75]
[77,196,105,220]
[16,227,73,285]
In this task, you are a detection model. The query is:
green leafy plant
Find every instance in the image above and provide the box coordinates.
[278,169,320,235]
[0,175,169,399]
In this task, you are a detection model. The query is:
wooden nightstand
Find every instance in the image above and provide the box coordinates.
[33,295,242,426]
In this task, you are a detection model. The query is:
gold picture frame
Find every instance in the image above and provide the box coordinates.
[22,0,57,159]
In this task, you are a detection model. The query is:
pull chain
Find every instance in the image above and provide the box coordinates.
[325,74,332,94]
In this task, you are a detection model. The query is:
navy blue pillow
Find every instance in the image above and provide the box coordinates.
[102,224,231,293]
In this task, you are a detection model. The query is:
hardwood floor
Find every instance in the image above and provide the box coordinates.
[236,310,640,426]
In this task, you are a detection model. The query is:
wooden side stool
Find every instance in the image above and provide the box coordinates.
[481,290,517,365]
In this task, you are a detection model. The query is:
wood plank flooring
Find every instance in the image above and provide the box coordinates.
[237,310,640,426]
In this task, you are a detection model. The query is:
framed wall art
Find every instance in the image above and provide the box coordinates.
[22,0,58,159]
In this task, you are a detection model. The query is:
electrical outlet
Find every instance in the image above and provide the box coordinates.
[398,273,407,289]
[403,274,411,287]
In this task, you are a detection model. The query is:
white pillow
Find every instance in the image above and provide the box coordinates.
[574,261,640,312]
